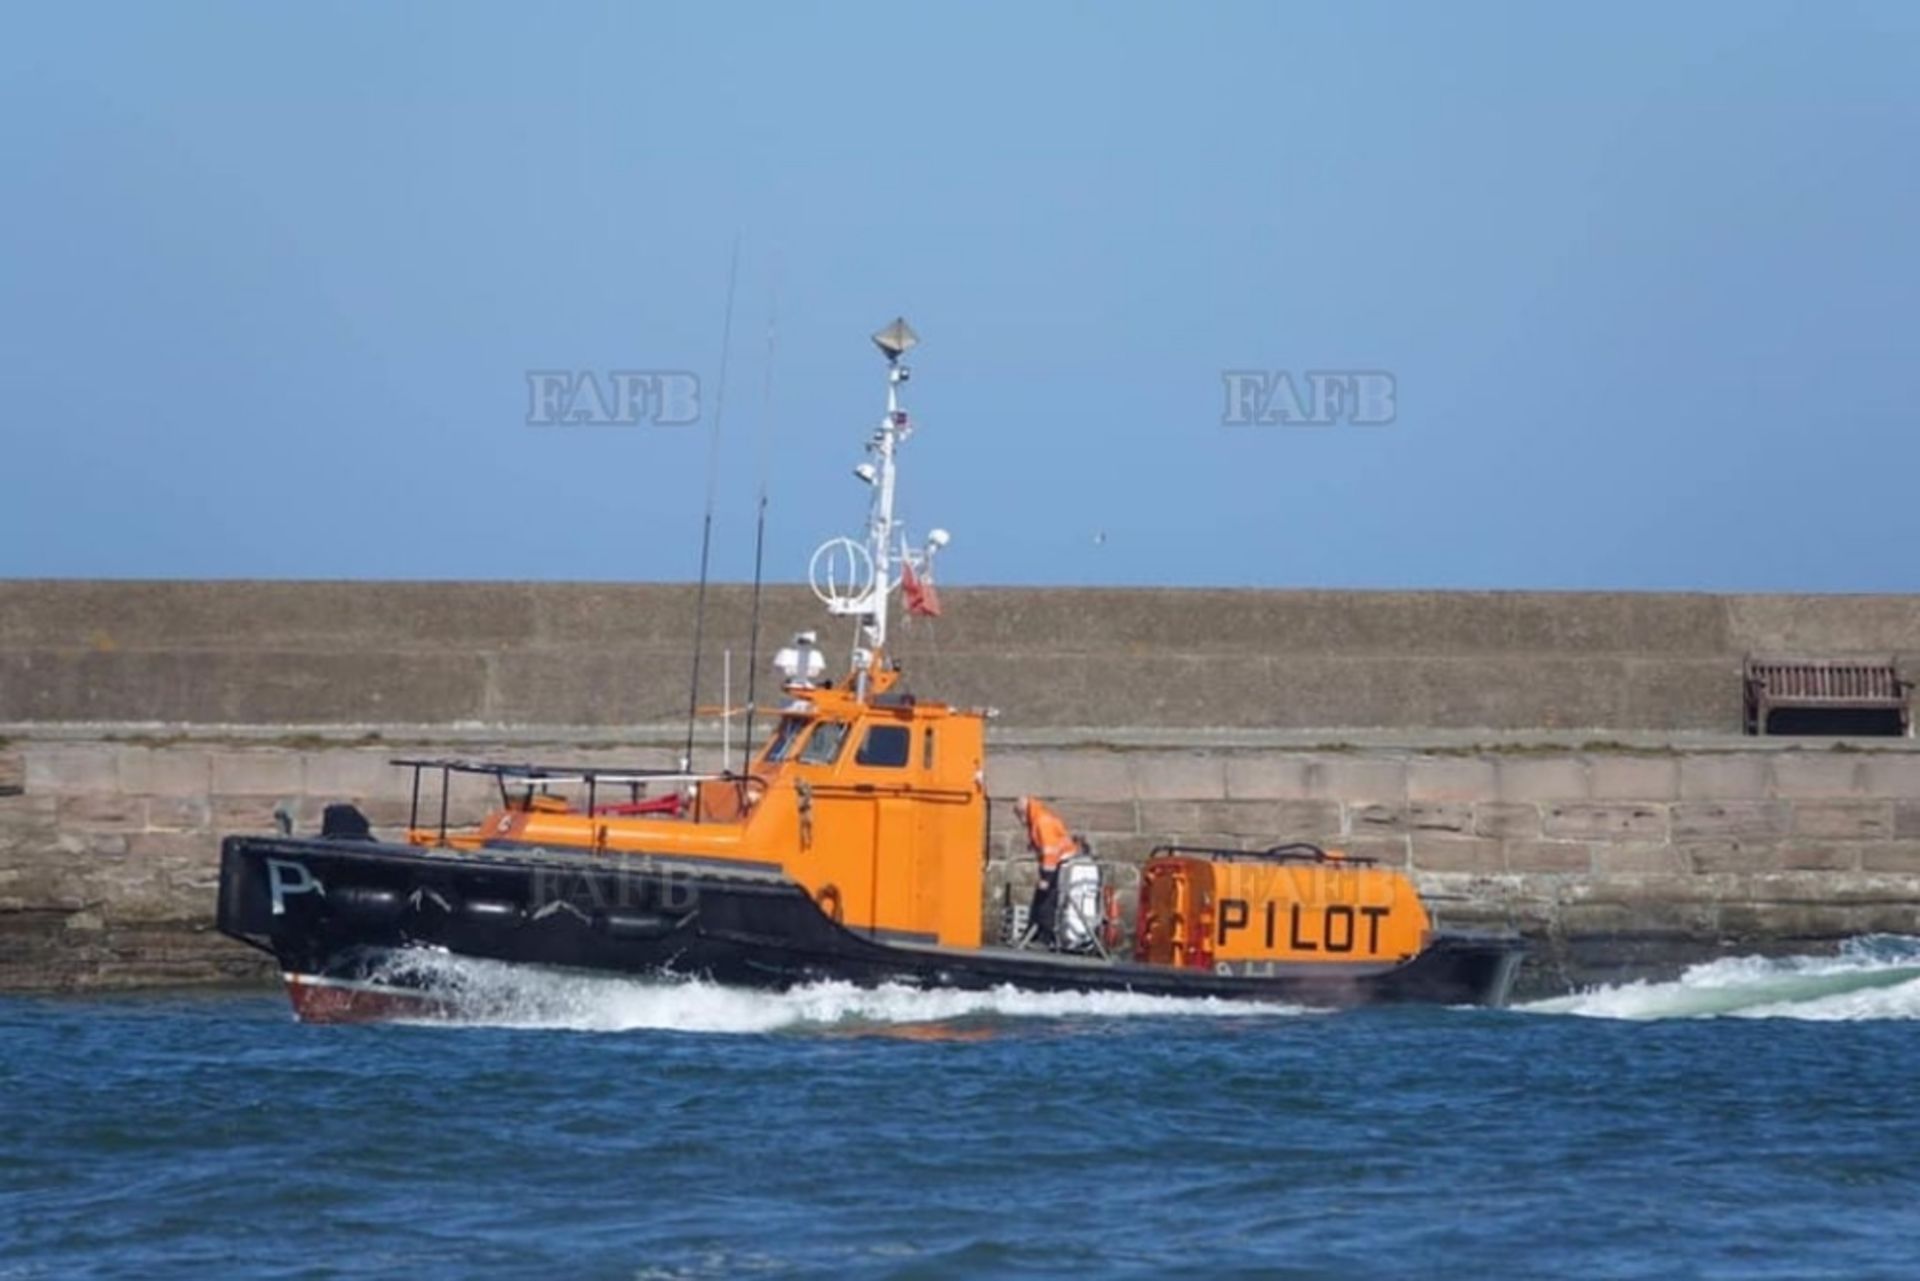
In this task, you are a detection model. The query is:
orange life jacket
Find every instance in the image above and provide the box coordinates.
[1018,797,1079,873]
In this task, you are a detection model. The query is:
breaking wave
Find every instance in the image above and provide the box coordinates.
[1521,935,1920,1022]
[369,950,1306,1035]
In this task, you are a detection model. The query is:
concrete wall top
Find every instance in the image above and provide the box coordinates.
[2,580,1916,731]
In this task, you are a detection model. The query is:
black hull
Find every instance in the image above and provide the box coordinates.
[218,835,1525,1018]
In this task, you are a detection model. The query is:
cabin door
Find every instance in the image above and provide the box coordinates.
[871,796,922,943]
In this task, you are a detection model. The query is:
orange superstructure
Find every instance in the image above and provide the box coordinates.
[412,661,988,949]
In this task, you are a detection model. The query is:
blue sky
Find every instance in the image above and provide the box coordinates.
[2,2,1916,590]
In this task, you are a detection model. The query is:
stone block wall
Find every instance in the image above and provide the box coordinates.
[7,582,1917,995]
[6,731,1920,995]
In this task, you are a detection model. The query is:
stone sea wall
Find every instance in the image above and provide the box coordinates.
[5,729,1919,996]
[5,580,1919,731]
[5,581,1917,994]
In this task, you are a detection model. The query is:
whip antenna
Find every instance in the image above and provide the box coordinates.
[740,259,780,773]
[683,236,741,772]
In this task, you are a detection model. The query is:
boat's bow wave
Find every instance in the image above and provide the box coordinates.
[365,949,1312,1034]
[1520,935,1920,1021]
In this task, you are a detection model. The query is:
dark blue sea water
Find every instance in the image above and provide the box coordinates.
[5,941,1920,1279]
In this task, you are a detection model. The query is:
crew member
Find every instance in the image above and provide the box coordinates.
[1015,795,1079,946]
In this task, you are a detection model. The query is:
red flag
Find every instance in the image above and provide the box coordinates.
[902,559,942,618]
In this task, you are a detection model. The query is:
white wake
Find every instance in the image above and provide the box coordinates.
[370,950,1306,1034]
[1521,935,1920,1022]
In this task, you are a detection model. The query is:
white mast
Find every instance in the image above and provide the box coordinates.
[861,318,915,661]
[806,318,947,696]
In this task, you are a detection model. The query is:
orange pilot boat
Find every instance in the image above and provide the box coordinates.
[216,320,1524,1022]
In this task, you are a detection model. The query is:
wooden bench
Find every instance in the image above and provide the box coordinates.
[1744,655,1912,737]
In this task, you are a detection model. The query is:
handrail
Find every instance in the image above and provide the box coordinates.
[394,757,761,842]
[802,781,976,803]
[1148,841,1379,867]
[389,757,714,785]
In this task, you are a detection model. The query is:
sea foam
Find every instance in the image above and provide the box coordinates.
[370,949,1307,1034]
[1519,935,1920,1022]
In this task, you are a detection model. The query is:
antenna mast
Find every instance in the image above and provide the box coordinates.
[740,267,779,773]
[806,317,948,698]
[682,238,741,771]
[859,318,917,665]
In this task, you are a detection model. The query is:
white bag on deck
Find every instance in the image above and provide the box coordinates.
[1053,854,1105,954]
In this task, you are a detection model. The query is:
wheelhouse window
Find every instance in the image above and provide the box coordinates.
[762,716,808,764]
[856,724,912,768]
[798,721,850,765]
